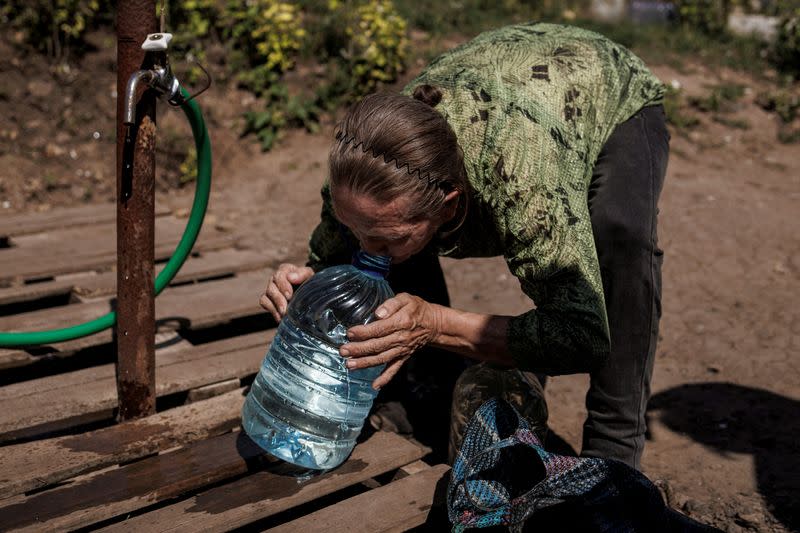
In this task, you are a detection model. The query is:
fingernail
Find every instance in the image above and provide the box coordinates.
[340,347,349,356]
[346,360,355,369]
[376,308,387,318]
[284,291,291,299]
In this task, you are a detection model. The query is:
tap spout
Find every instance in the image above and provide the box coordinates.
[123,70,156,125]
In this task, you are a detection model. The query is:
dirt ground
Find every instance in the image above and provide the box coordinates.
[1,29,798,533]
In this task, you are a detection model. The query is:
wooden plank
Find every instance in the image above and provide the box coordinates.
[0,330,272,440]
[267,464,451,533]
[97,431,430,533]
[0,215,236,283]
[0,387,249,499]
[0,431,428,533]
[74,248,275,299]
[0,270,271,369]
[0,430,262,532]
[185,378,240,403]
[395,459,432,479]
[0,202,170,239]
[0,279,75,307]
[0,248,275,307]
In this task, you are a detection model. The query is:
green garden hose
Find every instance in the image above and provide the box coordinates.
[0,88,211,348]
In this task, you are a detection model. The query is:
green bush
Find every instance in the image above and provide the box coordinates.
[664,87,701,130]
[774,8,800,79]
[169,0,219,40]
[391,0,537,36]
[179,147,199,184]
[755,88,800,143]
[675,0,730,35]
[2,0,107,60]
[242,83,322,150]
[341,0,408,97]
[762,0,800,17]
[689,83,746,112]
[167,0,221,84]
[756,88,800,123]
[224,0,307,95]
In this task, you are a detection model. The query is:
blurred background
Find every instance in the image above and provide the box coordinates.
[0,1,798,532]
[0,0,797,206]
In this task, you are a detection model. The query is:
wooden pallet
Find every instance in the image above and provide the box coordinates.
[0,406,448,532]
[0,203,450,531]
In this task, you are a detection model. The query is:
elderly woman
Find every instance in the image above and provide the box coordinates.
[260,22,669,470]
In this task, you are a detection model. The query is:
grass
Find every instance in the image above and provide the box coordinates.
[712,115,751,129]
[663,87,702,130]
[392,0,550,37]
[574,19,771,77]
[385,6,775,80]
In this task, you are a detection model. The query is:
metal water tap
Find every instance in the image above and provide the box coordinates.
[123,32,210,125]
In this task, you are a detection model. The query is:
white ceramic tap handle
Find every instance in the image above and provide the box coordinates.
[142,33,173,52]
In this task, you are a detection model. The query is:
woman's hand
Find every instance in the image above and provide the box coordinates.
[341,293,443,390]
[259,263,315,322]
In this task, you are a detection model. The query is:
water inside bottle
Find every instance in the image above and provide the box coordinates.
[242,317,382,469]
[242,253,392,470]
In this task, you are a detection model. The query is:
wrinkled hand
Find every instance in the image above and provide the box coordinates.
[259,263,314,322]
[341,293,442,390]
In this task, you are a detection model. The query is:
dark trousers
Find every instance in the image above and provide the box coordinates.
[384,105,669,469]
[582,104,669,469]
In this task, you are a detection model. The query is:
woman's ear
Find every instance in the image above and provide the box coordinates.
[441,189,461,223]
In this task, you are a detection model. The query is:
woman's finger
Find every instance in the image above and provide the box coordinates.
[345,345,406,370]
[265,280,289,315]
[258,293,282,323]
[347,295,412,340]
[287,265,315,285]
[347,317,401,342]
[372,356,409,390]
[373,295,407,320]
[273,264,297,297]
[340,330,406,358]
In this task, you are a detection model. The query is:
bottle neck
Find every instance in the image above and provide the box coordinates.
[352,250,391,279]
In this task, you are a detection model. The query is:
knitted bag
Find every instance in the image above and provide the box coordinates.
[447,398,720,533]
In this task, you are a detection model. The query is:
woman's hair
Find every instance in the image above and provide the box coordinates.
[329,85,469,234]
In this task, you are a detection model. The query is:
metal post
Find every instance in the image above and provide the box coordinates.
[116,0,157,420]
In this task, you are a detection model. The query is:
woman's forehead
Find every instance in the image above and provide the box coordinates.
[331,186,414,222]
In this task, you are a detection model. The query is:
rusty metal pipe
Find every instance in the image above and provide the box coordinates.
[116,0,157,421]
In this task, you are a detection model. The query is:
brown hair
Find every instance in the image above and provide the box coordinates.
[329,85,468,234]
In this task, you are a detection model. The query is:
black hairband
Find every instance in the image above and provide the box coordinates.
[335,129,445,189]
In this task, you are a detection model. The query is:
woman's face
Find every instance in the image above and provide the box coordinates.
[331,185,458,264]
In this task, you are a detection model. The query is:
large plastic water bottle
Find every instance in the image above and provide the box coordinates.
[242,251,394,470]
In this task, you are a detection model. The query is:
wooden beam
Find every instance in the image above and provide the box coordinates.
[0,270,272,369]
[0,387,248,499]
[0,330,272,441]
[0,431,429,533]
[1,215,236,284]
[0,248,273,307]
[0,203,170,240]
[267,464,451,532]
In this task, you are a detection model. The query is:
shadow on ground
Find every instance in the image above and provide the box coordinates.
[648,382,799,531]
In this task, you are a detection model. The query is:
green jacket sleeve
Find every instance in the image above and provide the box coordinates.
[498,178,611,376]
[506,266,610,375]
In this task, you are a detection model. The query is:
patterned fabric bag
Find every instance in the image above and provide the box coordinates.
[447,398,720,533]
